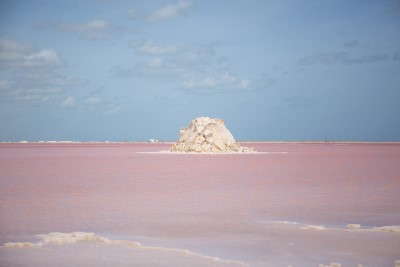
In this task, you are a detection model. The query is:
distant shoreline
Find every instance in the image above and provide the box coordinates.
[1,141,399,144]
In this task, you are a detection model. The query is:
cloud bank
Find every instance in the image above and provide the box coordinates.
[0,37,83,104]
[113,40,271,93]
[0,37,61,69]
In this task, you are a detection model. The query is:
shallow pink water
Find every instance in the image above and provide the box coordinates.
[0,143,400,266]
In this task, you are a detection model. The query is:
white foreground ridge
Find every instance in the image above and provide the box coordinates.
[170,117,255,153]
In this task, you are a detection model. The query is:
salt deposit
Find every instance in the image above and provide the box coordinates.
[346,224,361,229]
[38,232,111,245]
[170,117,255,153]
[318,263,341,267]
[300,225,325,230]
[2,232,247,267]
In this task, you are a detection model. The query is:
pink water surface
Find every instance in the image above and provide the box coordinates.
[0,142,400,266]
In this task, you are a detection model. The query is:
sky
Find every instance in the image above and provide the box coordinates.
[0,0,399,141]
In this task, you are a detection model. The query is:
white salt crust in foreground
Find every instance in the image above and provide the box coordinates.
[2,232,247,267]
[3,231,400,267]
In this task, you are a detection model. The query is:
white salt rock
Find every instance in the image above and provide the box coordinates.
[170,117,255,153]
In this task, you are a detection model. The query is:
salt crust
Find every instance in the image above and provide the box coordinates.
[346,224,361,229]
[260,221,400,234]
[4,229,399,267]
[2,232,247,266]
[300,224,400,233]
[318,261,399,267]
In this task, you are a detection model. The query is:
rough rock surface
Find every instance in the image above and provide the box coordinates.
[170,117,255,153]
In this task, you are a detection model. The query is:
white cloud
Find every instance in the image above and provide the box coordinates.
[129,40,177,55]
[148,57,164,68]
[0,37,62,68]
[106,104,122,114]
[22,49,62,68]
[182,72,252,91]
[0,37,31,64]
[147,0,192,22]
[0,37,85,105]
[58,90,122,113]
[37,20,122,41]
[116,42,217,78]
[80,33,110,41]
[111,57,187,79]
[0,37,29,52]
[0,80,15,91]
[12,93,54,102]
[299,51,389,66]
[129,41,215,63]
[61,96,77,108]
[59,20,110,32]
[114,41,272,93]
[6,86,62,103]
[85,97,101,105]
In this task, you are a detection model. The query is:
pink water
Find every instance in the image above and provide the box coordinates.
[0,143,399,266]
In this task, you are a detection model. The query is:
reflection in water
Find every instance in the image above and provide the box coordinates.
[0,143,399,266]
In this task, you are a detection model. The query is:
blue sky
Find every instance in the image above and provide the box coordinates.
[0,0,399,141]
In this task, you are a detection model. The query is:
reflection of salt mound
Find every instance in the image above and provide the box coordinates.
[170,117,255,153]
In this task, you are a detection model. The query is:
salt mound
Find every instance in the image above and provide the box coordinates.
[170,117,255,153]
